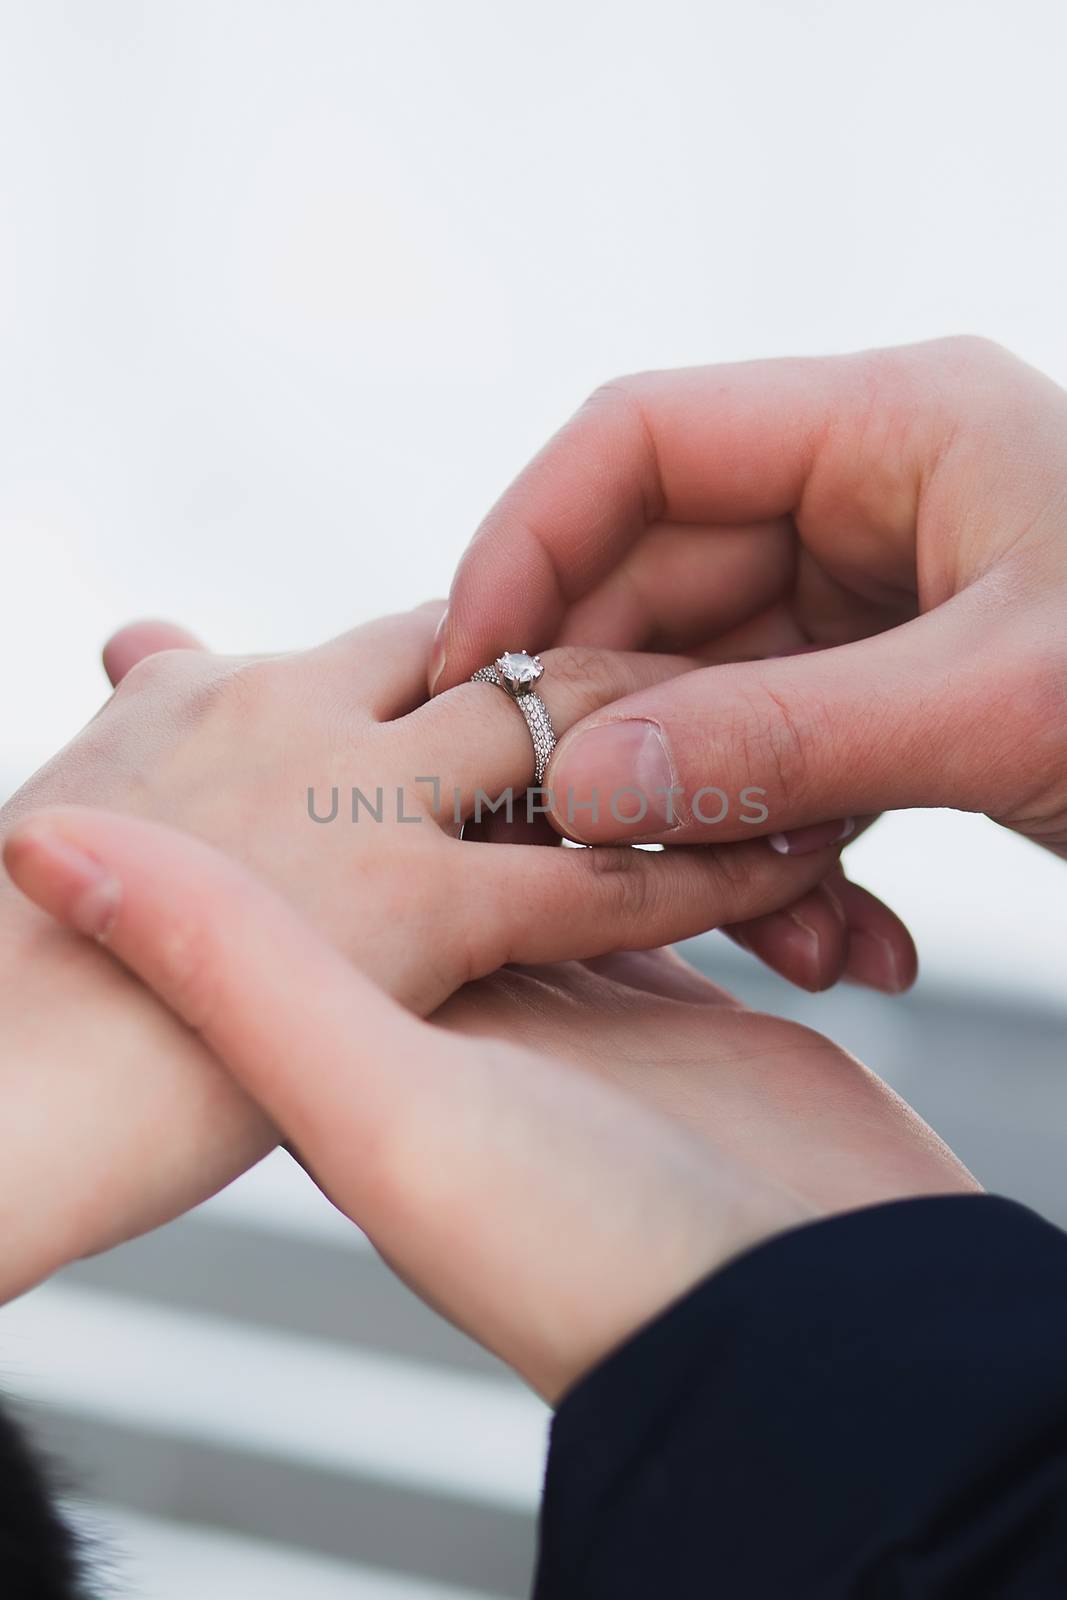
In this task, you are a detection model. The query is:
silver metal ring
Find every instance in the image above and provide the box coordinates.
[470,651,557,787]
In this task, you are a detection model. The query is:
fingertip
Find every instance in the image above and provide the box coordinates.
[767,818,856,856]
[830,874,919,995]
[845,928,918,994]
[726,884,849,993]
[3,814,122,938]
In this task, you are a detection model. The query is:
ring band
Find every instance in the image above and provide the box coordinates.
[470,651,557,787]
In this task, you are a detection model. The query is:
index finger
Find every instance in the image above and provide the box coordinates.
[432,353,867,691]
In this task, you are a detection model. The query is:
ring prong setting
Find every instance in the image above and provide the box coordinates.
[495,650,544,698]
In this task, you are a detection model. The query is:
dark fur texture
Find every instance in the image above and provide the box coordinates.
[0,1400,86,1598]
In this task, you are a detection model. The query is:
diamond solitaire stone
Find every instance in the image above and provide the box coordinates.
[495,650,544,697]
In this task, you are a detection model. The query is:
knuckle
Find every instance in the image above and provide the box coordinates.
[224,655,286,701]
[113,647,199,699]
[114,649,263,731]
[584,844,654,925]
[192,656,291,731]
[931,332,1012,370]
[702,842,764,916]
[582,374,659,449]
[703,837,826,927]
[542,642,617,701]
[575,376,663,518]
[582,374,642,415]
[862,335,1011,390]
[729,677,817,812]
[924,336,1025,421]
[847,337,1019,441]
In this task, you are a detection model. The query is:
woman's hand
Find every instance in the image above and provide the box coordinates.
[4,608,852,1013]
[4,808,974,1402]
[433,335,1067,874]
[0,610,853,1296]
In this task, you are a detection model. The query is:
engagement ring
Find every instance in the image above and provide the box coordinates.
[470,651,557,787]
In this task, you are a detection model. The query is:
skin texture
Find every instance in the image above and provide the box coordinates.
[432,335,1067,919]
[2,613,854,1009]
[99,619,916,997]
[3,810,975,1403]
[435,949,971,1214]
[0,613,853,1298]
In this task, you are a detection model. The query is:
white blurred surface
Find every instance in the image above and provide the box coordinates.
[73,1502,499,1600]
[199,1145,370,1245]
[2,1282,547,1510]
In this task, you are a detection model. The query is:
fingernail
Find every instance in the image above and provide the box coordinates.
[768,817,855,856]
[550,720,677,841]
[7,826,122,939]
[428,609,449,696]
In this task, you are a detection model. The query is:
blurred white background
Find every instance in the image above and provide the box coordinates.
[2,3,1067,1595]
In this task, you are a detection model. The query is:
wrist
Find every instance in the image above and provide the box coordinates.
[0,877,273,1303]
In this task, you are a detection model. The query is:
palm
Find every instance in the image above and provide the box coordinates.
[434,948,974,1212]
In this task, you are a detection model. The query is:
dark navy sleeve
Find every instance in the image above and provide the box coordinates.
[535,1195,1067,1598]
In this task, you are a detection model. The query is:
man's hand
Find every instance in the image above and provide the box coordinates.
[433,336,1067,908]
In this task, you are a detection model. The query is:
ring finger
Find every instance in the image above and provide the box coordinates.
[403,643,704,822]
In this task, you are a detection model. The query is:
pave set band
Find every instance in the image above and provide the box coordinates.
[470,651,557,787]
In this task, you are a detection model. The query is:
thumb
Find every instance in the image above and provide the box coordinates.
[546,591,1014,846]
